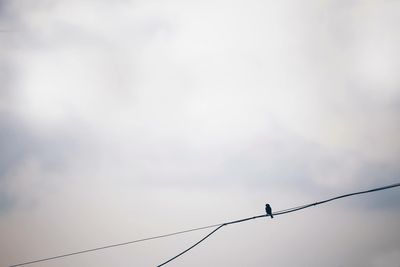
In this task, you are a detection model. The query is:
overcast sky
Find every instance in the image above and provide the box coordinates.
[1,0,400,266]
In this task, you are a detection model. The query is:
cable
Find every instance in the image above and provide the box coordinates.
[9,224,221,267]
[10,182,400,267]
[157,224,226,267]
[156,182,400,266]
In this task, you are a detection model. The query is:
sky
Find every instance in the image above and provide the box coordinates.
[1,0,400,266]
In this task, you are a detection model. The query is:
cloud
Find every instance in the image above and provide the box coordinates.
[1,0,400,266]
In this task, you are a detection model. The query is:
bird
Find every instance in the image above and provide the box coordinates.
[265,204,273,218]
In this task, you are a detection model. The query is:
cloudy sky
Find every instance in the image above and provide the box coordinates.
[1,0,400,266]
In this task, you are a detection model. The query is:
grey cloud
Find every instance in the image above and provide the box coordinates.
[0,114,35,177]
[0,114,85,216]
[0,114,82,176]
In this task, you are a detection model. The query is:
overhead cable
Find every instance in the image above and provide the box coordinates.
[10,182,400,267]
[157,182,400,266]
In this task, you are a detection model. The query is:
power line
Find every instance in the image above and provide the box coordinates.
[156,182,400,266]
[10,182,400,267]
[9,224,221,267]
[157,224,226,267]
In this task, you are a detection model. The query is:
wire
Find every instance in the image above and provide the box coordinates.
[9,224,221,267]
[10,182,400,267]
[157,224,226,267]
[156,182,400,266]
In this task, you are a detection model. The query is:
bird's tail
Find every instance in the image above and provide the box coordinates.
[270,214,274,219]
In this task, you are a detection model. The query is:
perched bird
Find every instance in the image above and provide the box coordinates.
[265,204,273,218]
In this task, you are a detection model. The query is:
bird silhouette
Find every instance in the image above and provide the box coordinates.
[265,204,273,218]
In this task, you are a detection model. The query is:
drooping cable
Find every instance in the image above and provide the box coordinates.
[156,182,400,266]
[10,182,400,267]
